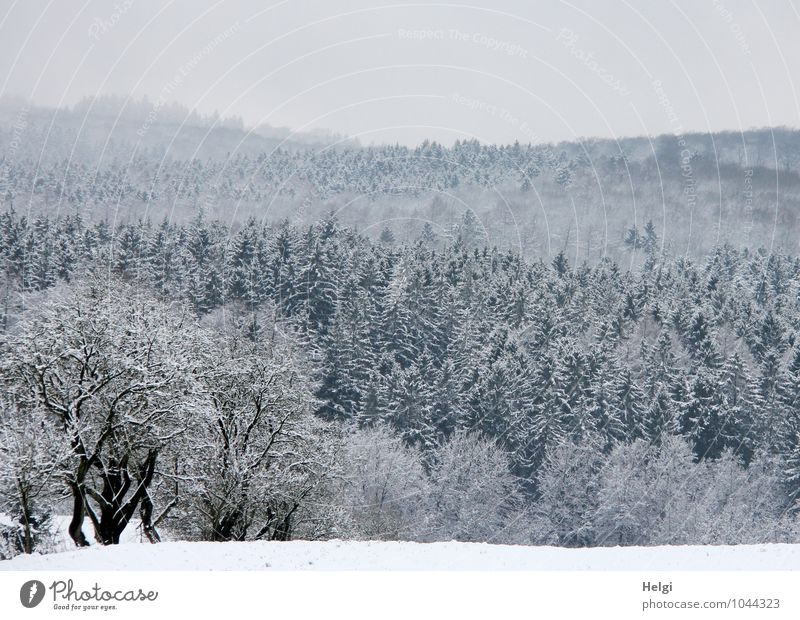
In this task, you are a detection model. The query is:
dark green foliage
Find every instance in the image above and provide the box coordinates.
[3,212,800,503]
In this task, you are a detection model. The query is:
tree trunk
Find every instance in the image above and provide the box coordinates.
[67,483,90,548]
[212,509,241,542]
[139,493,161,544]
[16,480,33,554]
[89,449,159,545]
[271,503,298,541]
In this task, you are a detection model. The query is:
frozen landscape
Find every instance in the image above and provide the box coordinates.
[4,540,800,571]
[3,4,800,593]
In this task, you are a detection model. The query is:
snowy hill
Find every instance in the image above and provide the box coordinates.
[2,541,799,571]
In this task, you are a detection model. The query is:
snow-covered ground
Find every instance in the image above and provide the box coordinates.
[1,513,148,556]
[2,540,799,570]
[3,513,798,570]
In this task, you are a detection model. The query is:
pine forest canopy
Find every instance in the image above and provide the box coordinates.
[3,101,800,553]
[2,212,800,497]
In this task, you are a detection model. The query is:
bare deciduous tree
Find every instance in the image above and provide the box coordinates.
[1,277,199,547]
[179,334,334,542]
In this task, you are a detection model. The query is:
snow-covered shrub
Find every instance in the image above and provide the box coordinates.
[423,431,522,543]
[0,513,57,560]
[686,451,798,545]
[336,425,429,541]
[592,436,698,546]
[588,436,800,546]
[0,405,62,555]
[0,517,22,560]
[531,436,606,547]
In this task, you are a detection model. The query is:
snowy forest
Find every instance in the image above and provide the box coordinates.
[3,201,800,557]
[3,98,800,558]
[3,97,800,261]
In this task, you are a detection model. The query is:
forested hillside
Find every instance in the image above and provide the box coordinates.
[3,99,800,262]
[2,211,800,556]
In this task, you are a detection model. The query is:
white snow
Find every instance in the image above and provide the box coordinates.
[2,540,799,571]
[1,513,149,556]
[4,513,799,570]
[48,516,149,551]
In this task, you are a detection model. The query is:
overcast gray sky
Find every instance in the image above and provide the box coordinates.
[1,0,798,146]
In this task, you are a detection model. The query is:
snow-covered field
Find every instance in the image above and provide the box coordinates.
[2,540,799,571]
[3,513,799,570]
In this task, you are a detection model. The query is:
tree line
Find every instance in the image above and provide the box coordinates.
[2,210,800,556]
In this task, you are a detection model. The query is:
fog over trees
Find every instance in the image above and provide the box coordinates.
[3,100,800,557]
[2,98,800,262]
